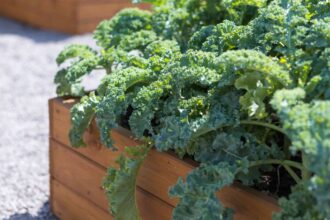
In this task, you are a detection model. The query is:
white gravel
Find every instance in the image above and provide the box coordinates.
[0,17,103,219]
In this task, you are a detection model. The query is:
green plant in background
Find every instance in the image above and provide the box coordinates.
[54,0,329,219]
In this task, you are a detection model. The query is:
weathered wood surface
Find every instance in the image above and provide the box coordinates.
[49,97,280,220]
[50,140,173,220]
[51,179,113,220]
[0,0,150,34]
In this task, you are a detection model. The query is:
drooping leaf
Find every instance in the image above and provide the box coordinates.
[96,67,154,149]
[56,44,97,65]
[69,92,100,147]
[103,145,151,220]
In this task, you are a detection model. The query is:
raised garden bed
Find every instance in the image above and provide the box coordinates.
[49,97,280,220]
[50,1,329,219]
[0,0,149,34]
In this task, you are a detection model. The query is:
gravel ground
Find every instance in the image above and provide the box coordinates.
[0,17,103,219]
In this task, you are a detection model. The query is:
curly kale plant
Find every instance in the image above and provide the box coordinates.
[54,0,330,219]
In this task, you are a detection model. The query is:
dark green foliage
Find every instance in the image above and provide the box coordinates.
[273,182,321,220]
[169,162,236,220]
[215,50,292,118]
[96,67,154,149]
[54,0,330,219]
[149,0,266,50]
[94,8,153,49]
[188,21,245,54]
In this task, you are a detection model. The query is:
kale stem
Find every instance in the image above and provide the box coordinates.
[249,159,308,184]
[283,164,301,183]
[249,159,306,172]
[240,120,287,135]
[192,120,287,140]
[301,152,311,180]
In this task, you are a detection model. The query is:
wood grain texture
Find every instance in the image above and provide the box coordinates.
[0,0,149,34]
[51,179,113,220]
[77,3,150,21]
[50,139,173,220]
[49,97,280,220]
[0,0,77,33]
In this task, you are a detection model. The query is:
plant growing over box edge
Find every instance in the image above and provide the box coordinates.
[54,0,330,219]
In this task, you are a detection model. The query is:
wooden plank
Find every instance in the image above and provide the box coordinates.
[49,97,280,219]
[38,0,77,21]
[0,2,41,25]
[75,1,151,33]
[51,179,113,220]
[216,186,279,220]
[77,3,136,21]
[50,140,173,220]
[0,0,77,19]
[50,139,109,211]
[77,2,150,21]
[0,1,78,33]
[76,0,148,33]
[76,22,100,34]
[0,0,149,34]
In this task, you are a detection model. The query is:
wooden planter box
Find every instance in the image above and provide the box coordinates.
[0,0,149,34]
[49,97,280,220]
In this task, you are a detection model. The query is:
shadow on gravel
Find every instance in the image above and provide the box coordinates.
[3,202,58,220]
[0,17,70,43]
